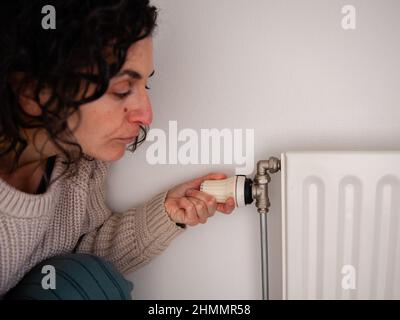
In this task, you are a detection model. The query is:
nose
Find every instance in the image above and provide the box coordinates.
[125,90,153,126]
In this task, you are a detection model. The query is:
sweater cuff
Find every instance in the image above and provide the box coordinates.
[143,191,186,248]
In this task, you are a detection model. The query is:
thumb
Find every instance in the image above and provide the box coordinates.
[168,172,229,198]
[186,172,228,190]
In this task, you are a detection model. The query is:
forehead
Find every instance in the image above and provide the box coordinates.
[123,37,154,69]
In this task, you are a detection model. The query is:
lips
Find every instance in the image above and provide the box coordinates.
[118,136,136,142]
[119,136,137,140]
[116,132,139,144]
[118,131,139,140]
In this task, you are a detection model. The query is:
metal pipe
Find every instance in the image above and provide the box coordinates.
[253,156,281,300]
[260,212,269,300]
[200,156,281,300]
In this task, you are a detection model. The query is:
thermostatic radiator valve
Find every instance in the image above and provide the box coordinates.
[200,175,254,207]
[200,157,281,214]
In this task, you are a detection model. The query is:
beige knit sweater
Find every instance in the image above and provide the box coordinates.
[0,155,186,296]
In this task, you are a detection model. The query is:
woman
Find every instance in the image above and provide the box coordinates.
[0,0,235,299]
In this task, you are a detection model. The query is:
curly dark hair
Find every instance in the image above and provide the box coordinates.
[0,0,158,185]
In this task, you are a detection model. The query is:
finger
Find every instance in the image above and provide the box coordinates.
[217,197,236,214]
[171,208,187,225]
[165,198,186,224]
[168,172,229,198]
[187,196,209,224]
[178,197,200,226]
[202,172,228,180]
[185,189,217,217]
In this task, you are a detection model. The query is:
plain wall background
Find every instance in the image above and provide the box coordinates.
[106,0,400,299]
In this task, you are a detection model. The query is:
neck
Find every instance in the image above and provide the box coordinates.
[0,145,53,175]
[1,128,60,172]
[0,129,60,193]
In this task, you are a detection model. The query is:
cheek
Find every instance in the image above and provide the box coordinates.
[66,97,129,161]
[68,102,120,146]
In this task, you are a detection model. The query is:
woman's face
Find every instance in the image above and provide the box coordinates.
[67,36,154,162]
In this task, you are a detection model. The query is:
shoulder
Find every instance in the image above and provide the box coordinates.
[61,155,111,190]
[85,157,111,185]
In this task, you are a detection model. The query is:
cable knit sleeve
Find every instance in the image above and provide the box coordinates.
[74,160,186,274]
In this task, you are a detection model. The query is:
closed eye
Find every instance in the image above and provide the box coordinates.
[113,91,131,99]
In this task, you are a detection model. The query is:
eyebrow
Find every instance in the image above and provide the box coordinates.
[114,69,155,80]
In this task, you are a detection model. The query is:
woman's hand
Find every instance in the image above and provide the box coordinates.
[164,172,236,226]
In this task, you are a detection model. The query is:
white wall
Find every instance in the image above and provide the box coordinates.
[106,0,400,299]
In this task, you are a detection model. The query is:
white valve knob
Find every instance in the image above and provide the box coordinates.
[200,175,253,207]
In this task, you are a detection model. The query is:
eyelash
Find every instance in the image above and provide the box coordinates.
[114,91,131,99]
[113,85,151,99]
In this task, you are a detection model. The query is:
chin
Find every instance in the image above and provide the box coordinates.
[93,145,126,162]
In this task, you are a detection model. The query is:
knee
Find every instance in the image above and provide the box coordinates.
[4,253,133,300]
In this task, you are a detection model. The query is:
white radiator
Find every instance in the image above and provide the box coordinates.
[281,151,400,299]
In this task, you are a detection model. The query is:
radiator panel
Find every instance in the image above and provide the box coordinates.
[281,151,400,299]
